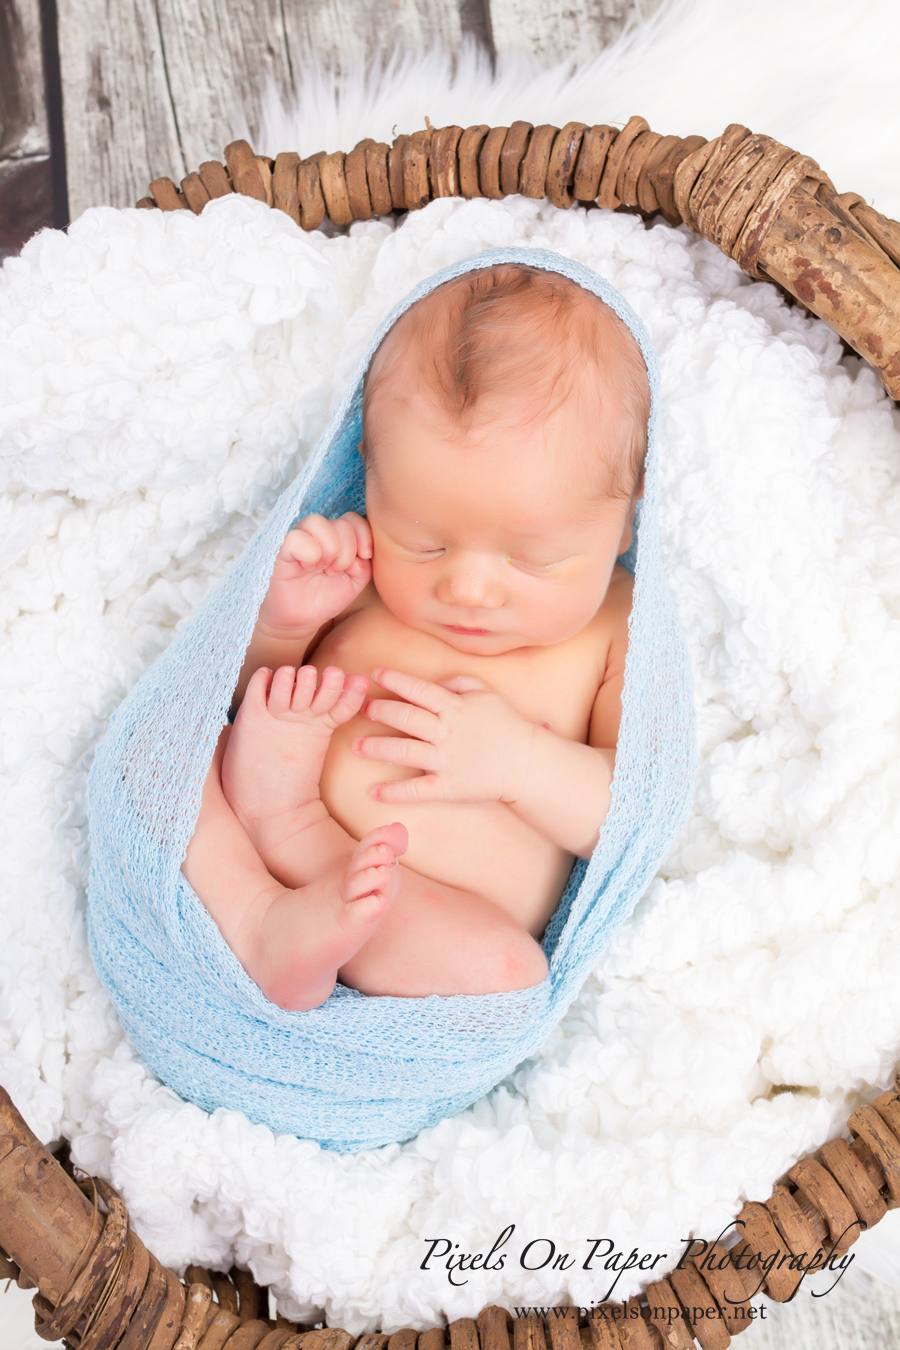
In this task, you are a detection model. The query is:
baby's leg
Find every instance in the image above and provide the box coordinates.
[222,664,365,867]
[339,869,549,997]
[206,679,548,1000]
[182,729,407,1010]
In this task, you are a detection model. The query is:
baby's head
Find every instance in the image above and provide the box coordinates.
[360,263,649,654]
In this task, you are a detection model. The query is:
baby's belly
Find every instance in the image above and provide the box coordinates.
[320,719,574,938]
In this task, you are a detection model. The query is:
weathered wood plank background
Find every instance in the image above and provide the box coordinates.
[0,0,46,163]
[1,0,663,224]
[0,0,52,255]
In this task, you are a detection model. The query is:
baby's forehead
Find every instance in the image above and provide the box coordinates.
[383,266,631,359]
[363,264,649,498]
[370,267,644,415]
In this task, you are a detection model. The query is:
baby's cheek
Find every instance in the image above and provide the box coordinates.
[521,582,598,643]
[373,564,428,627]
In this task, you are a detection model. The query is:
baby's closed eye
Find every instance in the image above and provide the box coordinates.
[506,555,573,573]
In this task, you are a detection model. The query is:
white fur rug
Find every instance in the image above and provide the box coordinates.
[2,0,900,1335]
[246,0,900,223]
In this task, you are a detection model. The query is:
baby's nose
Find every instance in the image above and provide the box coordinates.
[436,560,504,608]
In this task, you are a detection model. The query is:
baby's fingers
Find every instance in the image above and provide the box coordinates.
[352,735,437,771]
[286,515,344,571]
[369,775,446,804]
[342,511,373,561]
[328,514,365,574]
[279,525,324,568]
[364,697,439,741]
[371,668,456,713]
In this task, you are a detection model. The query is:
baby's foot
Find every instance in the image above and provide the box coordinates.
[256,822,409,1010]
[222,664,367,849]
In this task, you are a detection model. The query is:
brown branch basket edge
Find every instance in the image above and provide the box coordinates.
[3,1079,900,1350]
[137,119,900,402]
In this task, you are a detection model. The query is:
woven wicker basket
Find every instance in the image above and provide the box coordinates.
[2,118,900,1350]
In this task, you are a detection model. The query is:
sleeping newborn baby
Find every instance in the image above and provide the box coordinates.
[182,262,649,1011]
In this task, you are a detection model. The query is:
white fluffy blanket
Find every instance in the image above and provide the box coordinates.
[3,0,900,1333]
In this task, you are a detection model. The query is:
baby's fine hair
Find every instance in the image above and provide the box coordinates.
[362,263,650,499]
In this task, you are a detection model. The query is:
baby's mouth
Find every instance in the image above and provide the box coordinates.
[443,624,492,636]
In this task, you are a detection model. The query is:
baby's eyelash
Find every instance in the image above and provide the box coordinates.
[507,557,562,571]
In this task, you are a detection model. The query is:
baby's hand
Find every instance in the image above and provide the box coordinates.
[257,513,372,637]
[352,668,534,805]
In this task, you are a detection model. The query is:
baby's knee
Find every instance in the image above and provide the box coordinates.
[484,925,548,993]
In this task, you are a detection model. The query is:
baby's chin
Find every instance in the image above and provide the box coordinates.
[378,597,567,652]
[425,620,554,655]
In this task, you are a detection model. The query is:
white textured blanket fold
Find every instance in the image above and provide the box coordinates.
[1,189,899,1328]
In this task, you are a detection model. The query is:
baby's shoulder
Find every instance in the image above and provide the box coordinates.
[576,563,633,680]
[595,563,634,675]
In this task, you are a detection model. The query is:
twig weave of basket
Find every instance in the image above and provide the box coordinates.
[3,1082,900,1349]
[136,120,900,400]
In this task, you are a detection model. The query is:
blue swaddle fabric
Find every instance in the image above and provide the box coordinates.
[86,246,696,1153]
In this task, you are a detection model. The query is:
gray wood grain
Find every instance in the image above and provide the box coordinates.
[56,0,185,217]
[0,0,53,256]
[0,0,48,161]
[282,0,463,77]
[152,0,294,184]
[488,0,662,63]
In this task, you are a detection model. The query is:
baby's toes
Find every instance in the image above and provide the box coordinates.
[267,665,300,716]
[342,824,408,906]
[309,665,348,717]
[288,664,319,715]
[236,666,272,721]
[329,674,369,727]
[344,860,395,905]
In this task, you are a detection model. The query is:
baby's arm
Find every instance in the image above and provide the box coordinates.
[232,513,372,710]
[506,628,627,857]
[495,725,615,859]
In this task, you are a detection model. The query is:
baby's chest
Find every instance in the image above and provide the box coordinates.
[312,607,601,741]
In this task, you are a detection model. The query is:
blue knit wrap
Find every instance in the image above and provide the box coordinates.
[86,246,696,1152]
